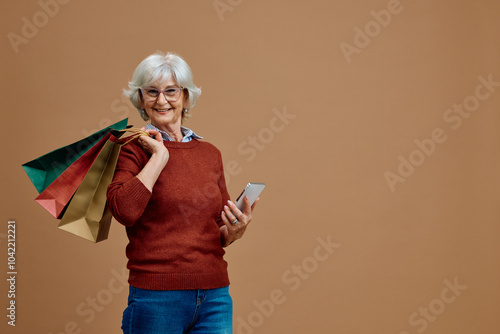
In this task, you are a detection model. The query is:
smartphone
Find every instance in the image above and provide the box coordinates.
[235,183,266,211]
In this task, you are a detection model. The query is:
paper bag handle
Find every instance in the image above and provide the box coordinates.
[113,128,151,146]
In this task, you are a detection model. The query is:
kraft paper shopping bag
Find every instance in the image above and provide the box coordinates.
[57,129,147,242]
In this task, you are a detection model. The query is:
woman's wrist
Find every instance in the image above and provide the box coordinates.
[152,150,169,167]
[136,151,169,191]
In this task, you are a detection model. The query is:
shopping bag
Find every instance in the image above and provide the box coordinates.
[57,129,147,242]
[22,118,128,193]
[35,131,124,219]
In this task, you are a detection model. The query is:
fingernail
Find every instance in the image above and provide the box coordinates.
[224,205,229,210]
[227,200,233,205]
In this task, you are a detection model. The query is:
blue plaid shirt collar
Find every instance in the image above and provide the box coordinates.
[145,123,203,142]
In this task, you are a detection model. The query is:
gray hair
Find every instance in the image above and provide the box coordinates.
[123,51,202,122]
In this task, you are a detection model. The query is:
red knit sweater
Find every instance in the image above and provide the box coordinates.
[106,138,230,290]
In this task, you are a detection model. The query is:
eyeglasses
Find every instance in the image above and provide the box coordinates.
[140,86,184,102]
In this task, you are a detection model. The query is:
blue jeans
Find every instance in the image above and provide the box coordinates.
[122,285,233,334]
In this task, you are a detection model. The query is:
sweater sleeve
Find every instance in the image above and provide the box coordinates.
[216,152,231,227]
[106,141,152,227]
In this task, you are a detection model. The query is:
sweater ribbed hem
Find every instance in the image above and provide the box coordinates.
[128,270,230,290]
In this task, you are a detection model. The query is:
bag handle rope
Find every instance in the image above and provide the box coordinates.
[114,128,150,145]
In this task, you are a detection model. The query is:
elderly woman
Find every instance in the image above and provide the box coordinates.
[106,52,258,334]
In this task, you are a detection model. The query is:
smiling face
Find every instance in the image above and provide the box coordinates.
[140,77,186,131]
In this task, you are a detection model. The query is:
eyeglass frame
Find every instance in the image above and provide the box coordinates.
[139,86,185,102]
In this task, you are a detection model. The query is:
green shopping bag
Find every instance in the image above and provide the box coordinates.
[22,118,128,193]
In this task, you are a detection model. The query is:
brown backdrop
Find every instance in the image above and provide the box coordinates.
[1,0,500,333]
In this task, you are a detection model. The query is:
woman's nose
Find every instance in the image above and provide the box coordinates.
[156,92,170,105]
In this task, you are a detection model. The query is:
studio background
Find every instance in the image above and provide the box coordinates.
[1,0,499,333]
